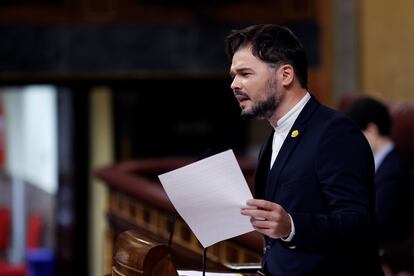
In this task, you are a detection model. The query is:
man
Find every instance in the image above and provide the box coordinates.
[344,97,410,249]
[225,24,383,275]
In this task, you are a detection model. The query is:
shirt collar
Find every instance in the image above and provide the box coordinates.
[274,92,311,133]
[374,142,394,172]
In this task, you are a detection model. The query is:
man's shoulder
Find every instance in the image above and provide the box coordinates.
[307,100,356,129]
[378,148,405,174]
[306,100,371,152]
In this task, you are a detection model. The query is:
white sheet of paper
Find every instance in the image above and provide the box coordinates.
[158,149,254,248]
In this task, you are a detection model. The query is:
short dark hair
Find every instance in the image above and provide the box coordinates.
[344,97,392,136]
[225,24,308,89]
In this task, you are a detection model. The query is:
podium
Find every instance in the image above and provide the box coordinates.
[112,230,178,276]
[112,229,264,276]
[96,158,263,274]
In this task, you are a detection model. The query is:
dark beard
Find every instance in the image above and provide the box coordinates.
[240,94,279,120]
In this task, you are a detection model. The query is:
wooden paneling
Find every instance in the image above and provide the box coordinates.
[0,0,317,24]
[359,0,414,104]
[0,0,332,105]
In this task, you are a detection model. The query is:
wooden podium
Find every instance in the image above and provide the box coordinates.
[111,229,262,276]
[95,158,263,274]
[112,230,178,276]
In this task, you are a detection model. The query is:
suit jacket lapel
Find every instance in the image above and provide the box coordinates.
[254,132,273,199]
[265,96,320,201]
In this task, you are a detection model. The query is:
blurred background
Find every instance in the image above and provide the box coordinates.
[0,0,413,275]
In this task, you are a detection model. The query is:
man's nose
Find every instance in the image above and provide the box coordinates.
[230,76,240,91]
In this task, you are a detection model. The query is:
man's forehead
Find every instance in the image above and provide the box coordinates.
[230,47,266,71]
[231,47,254,65]
[233,45,253,59]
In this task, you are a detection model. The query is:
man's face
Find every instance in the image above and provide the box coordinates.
[229,46,281,120]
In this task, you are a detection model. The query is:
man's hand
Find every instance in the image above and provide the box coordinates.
[241,199,292,239]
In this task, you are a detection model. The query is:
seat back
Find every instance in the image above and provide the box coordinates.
[389,102,414,174]
[26,213,43,250]
[0,208,11,254]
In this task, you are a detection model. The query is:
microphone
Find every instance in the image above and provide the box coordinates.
[168,213,177,247]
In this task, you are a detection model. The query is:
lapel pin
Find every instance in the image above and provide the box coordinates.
[291,130,299,138]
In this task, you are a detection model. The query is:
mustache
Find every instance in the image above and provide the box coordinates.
[233,90,250,99]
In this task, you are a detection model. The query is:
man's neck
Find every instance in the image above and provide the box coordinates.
[269,88,308,127]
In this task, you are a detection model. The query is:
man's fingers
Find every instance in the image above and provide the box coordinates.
[241,208,269,220]
[246,199,278,210]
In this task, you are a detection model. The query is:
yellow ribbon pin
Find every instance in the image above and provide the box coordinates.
[291,130,299,138]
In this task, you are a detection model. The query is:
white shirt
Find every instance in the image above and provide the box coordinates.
[374,142,394,172]
[270,92,311,244]
[270,92,311,168]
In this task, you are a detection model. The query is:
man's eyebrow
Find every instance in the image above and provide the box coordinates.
[229,67,251,77]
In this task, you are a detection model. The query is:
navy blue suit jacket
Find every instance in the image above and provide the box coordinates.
[254,96,383,275]
[376,148,410,247]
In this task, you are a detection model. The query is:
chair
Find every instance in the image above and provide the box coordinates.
[0,207,11,257]
[0,212,45,276]
[26,214,43,250]
[388,102,414,174]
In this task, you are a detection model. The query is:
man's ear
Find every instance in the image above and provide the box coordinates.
[279,64,294,87]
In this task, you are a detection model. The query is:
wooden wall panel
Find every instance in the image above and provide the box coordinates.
[0,0,317,24]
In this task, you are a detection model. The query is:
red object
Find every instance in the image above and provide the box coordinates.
[26,214,43,249]
[0,208,26,276]
[0,208,10,252]
[0,211,44,275]
[0,262,26,276]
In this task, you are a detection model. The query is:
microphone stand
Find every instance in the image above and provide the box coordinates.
[202,247,207,276]
[168,213,177,247]
[168,147,224,276]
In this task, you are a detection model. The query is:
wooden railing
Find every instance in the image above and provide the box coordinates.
[95,157,264,272]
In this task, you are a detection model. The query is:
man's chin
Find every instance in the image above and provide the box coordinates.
[241,107,271,120]
[240,111,259,120]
